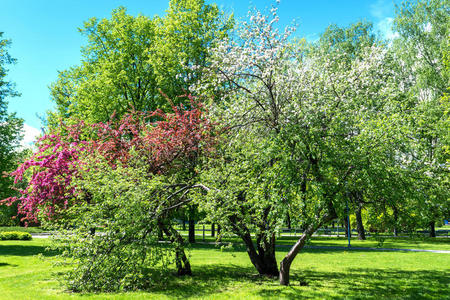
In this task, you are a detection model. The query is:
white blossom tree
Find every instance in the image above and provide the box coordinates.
[194,3,409,285]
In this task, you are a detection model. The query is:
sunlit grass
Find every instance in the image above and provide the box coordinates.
[0,238,449,299]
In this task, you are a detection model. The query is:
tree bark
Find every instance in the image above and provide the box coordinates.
[240,231,279,276]
[429,221,436,237]
[286,212,291,230]
[211,223,215,237]
[158,221,192,276]
[355,203,365,240]
[279,207,337,285]
[227,212,278,277]
[188,219,195,243]
[89,227,96,236]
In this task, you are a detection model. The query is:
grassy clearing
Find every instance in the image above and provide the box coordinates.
[0,239,449,299]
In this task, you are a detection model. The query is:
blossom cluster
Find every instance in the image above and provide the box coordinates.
[2,98,215,223]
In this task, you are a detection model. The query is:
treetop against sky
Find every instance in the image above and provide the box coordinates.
[1,0,400,145]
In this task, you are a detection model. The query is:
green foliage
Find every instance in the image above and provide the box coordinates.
[48,0,232,126]
[0,203,19,226]
[48,159,176,292]
[151,0,232,101]
[0,32,24,224]
[390,0,450,228]
[0,231,32,240]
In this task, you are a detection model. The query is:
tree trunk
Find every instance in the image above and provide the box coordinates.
[355,203,365,240]
[429,221,436,237]
[211,223,215,237]
[279,207,337,285]
[158,221,192,276]
[286,212,291,230]
[182,219,186,231]
[188,219,195,243]
[240,231,278,276]
[228,212,278,276]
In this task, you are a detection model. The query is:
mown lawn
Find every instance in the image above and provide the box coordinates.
[181,234,450,251]
[0,238,449,299]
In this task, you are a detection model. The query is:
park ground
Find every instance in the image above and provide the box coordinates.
[0,235,449,300]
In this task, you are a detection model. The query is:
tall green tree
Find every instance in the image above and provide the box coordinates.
[0,32,24,224]
[48,1,232,126]
[392,0,449,235]
[49,7,158,125]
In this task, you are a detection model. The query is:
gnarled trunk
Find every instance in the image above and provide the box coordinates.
[240,231,278,276]
[158,221,192,276]
[211,223,215,237]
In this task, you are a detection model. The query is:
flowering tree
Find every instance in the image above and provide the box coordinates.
[196,4,409,285]
[3,97,216,290]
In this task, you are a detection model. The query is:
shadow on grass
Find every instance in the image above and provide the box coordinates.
[0,262,18,267]
[0,244,59,257]
[147,265,449,299]
[277,268,450,300]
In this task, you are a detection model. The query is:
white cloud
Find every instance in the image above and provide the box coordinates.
[370,0,392,19]
[20,123,41,148]
[370,0,399,41]
[376,17,400,41]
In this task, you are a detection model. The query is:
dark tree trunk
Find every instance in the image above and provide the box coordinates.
[429,221,436,237]
[211,223,215,237]
[188,219,195,243]
[182,219,186,231]
[188,205,196,243]
[158,221,192,276]
[240,231,278,276]
[286,212,291,230]
[279,207,337,285]
[217,224,221,235]
[157,227,164,240]
[89,227,96,236]
[228,211,278,277]
[355,203,365,240]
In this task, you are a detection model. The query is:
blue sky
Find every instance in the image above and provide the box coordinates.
[1,0,400,145]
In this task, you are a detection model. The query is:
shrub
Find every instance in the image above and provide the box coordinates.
[0,231,32,240]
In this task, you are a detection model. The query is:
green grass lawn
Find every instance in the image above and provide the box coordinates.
[180,234,450,251]
[0,239,449,299]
